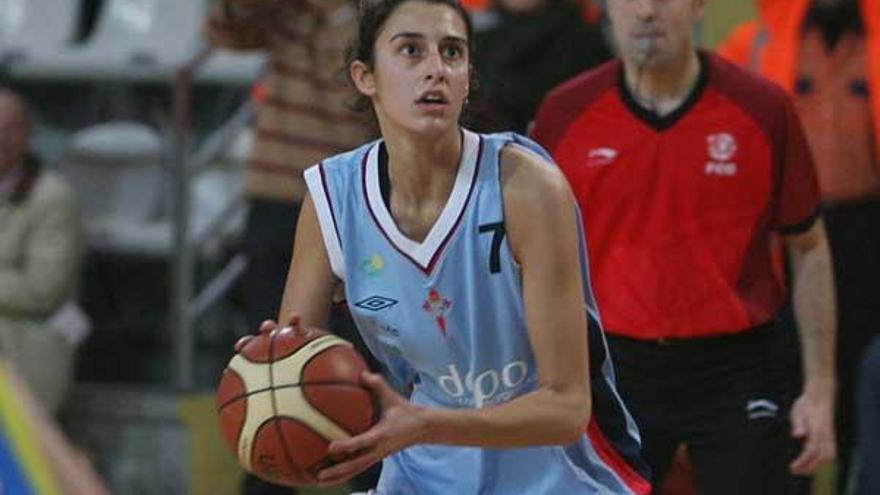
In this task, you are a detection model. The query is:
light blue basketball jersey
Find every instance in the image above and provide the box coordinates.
[303,129,650,495]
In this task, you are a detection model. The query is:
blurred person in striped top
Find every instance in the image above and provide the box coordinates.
[206,1,377,494]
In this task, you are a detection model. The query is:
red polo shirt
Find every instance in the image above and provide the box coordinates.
[532,51,820,339]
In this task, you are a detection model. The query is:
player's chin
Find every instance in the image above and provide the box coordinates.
[413,121,459,140]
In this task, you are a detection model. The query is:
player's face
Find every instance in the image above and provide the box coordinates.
[0,97,28,176]
[352,1,470,137]
[607,0,705,69]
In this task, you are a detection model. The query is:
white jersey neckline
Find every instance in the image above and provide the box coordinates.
[363,129,481,272]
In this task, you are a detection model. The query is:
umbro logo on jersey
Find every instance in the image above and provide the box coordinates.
[586,147,618,167]
[705,133,738,177]
[354,296,398,312]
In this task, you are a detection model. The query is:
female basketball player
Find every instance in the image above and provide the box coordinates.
[246,1,649,493]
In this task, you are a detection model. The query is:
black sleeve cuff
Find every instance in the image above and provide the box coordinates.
[778,206,820,236]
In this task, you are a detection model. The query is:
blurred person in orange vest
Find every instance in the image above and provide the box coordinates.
[720,1,880,489]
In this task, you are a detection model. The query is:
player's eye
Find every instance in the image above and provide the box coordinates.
[442,45,463,59]
[400,43,422,57]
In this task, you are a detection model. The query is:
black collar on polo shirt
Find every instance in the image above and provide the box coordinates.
[617,50,710,132]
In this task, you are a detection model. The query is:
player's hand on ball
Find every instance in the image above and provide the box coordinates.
[234,314,304,352]
[317,372,427,485]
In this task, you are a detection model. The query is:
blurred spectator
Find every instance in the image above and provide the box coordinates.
[0,88,84,415]
[470,0,611,133]
[205,1,375,493]
[720,0,880,488]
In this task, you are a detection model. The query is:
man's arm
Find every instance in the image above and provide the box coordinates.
[785,218,837,474]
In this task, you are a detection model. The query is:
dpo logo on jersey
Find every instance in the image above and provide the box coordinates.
[705,132,738,176]
[423,288,452,336]
[438,361,530,408]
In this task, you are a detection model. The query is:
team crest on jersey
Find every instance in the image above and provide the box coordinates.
[705,132,738,176]
[707,133,737,161]
[423,288,453,336]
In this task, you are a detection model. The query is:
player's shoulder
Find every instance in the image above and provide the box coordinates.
[706,51,793,115]
[499,142,571,211]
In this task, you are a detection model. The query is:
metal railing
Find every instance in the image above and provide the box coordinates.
[171,45,257,390]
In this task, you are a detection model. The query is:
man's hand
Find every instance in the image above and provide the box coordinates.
[789,387,836,475]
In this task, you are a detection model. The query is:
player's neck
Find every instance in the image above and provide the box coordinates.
[623,49,701,117]
[382,127,462,205]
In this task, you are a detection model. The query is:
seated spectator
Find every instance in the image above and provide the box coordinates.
[0,88,84,414]
[470,0,611,133]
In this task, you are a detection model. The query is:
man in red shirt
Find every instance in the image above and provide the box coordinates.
[532,0,837,492]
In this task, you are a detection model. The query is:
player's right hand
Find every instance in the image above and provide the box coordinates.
[233,314,303,352]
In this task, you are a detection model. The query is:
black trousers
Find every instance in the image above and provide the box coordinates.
[607,323,810,495]
[240,199,380,494]
[824,199,880,491]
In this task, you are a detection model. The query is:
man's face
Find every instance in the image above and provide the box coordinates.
[607,0,705,69]
[0,96,29,176]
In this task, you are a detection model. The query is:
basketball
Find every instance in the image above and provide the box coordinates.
[216,326,378,487]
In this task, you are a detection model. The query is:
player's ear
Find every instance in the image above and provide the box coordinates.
[350,60,377,99]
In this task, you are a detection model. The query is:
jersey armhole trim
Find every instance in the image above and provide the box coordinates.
[304,164,346,280]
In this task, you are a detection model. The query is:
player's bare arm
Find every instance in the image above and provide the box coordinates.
[785,218,837,474]
[233,194,338,351]
[277,194,338,329]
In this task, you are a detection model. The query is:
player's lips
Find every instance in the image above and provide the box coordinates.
[415,90,450,108]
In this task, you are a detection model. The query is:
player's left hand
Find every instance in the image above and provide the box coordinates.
[316,371,427,486]
[789,389,836,475]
